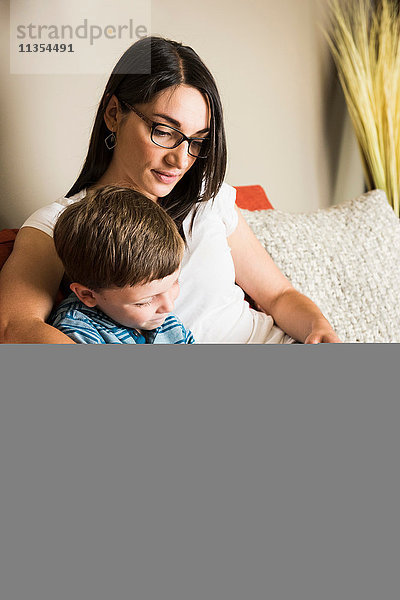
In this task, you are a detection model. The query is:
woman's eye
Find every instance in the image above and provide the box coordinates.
[153,127,172,138]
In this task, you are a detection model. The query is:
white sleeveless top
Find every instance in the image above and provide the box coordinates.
[22,183,285,343]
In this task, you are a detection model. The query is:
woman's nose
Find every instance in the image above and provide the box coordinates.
[165,141,190,170]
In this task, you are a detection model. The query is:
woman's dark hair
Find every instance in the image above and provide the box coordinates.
[67,36,227,237]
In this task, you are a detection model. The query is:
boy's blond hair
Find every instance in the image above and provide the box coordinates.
[54,185,184,291]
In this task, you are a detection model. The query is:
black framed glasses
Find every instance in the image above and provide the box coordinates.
[120,99,210,158]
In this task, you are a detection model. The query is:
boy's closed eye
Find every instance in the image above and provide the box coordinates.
[133,298,153,307]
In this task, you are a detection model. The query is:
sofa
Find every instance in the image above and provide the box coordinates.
[1,185,400,342]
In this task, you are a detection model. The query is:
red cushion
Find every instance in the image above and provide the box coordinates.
[234,185,273,210]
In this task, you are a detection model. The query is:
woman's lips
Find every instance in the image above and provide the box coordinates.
[151,170,180,184]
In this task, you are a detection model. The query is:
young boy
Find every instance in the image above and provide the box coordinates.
[49,185,194,344]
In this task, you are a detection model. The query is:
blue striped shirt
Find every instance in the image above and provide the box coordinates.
[49,294,195,344]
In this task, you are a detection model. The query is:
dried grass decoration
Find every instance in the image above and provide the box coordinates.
[325,0,400,216]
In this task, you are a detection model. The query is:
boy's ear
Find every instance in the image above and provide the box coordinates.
[70,283,98,308]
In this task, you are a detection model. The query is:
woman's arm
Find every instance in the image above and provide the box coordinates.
[0,227,75,343]
[228,207,341,343]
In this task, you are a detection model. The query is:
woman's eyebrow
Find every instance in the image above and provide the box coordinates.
[152,113,210,135]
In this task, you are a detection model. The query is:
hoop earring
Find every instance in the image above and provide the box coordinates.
[105,131,116,150]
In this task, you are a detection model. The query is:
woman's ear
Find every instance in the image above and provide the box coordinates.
[70,283,98,308]
[103,94,121,132]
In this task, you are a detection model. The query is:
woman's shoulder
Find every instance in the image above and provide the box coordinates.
[21,189,87,238]
[210,182,237,208]
[187,182,238,237]
[194,182,237,215]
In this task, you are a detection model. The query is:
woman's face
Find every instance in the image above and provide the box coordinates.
[103,84,210,201]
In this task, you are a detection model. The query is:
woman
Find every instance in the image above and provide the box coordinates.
[0,36,340,344]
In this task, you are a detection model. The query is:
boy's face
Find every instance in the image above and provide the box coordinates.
[74,269,181,331]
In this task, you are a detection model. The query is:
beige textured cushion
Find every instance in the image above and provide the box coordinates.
[241,190,400,342]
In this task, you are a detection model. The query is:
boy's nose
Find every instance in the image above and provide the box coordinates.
[157,291,175,314]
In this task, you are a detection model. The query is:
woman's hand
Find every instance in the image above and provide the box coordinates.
[304,318,341,344]
[255,298,341,343]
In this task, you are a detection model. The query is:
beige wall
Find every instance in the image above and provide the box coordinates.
[0,0,364,229]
